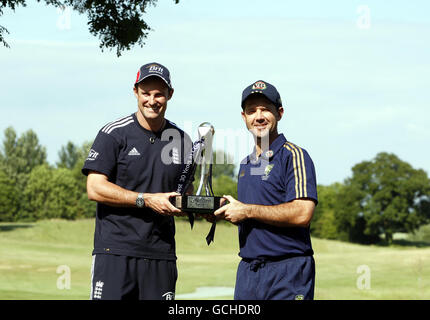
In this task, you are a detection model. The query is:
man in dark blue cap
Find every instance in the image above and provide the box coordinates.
[82,62,191,300]
[215,80,318,300]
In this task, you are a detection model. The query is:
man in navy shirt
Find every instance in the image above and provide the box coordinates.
[82,62,191,300]
[214,80,318,300]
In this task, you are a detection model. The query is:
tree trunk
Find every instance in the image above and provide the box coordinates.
[385,232,393,244]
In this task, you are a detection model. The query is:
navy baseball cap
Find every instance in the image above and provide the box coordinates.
[134,62,172,89]
[241,80,282,109]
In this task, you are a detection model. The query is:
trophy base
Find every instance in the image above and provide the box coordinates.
[172,195,222,214]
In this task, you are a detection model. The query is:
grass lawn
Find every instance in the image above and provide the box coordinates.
[0,219,429,300]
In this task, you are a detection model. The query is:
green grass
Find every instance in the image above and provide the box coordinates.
[0,219,429,300]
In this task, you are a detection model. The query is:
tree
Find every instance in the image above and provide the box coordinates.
[57,140,92,170]
[0,127,48,219]
[212,175,237,199]
[57,140,96,218]
[334,152,430,244]
[20,164,81,221]
[311,183,342,240]
[1,0,180,56]
[57,141,79,169]
[0,166,18,221]
[71,141,96,218]
[0,127,47,177]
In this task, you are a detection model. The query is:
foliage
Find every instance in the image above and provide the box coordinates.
[0,126,48,219]
[212,174,238,199]
[334,152,430,244]
[1,126,47,178]
[311,183,342,240]
[0,0,180,56]
[57,140,95,218]
[0,167,18,221]
[408,224,430,244]
[57,141,80,169]
[19,164,81,221]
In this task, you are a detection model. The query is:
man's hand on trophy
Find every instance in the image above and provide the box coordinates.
[144,192,187,217]
[214,195,250,225]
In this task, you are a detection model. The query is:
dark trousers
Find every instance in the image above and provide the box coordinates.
[90,254,177,300]
[234,255,315,300]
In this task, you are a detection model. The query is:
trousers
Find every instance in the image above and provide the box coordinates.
[234,255,315,300]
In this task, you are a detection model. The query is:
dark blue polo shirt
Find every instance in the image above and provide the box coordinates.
[237,134,318,259]
[82,113,191,260]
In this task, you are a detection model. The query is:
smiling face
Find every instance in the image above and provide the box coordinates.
[241,94,284,142]
[133,76,173,127]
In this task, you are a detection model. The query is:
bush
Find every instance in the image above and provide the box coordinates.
[408,224,430,244]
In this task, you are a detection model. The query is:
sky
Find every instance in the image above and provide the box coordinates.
[0,0,429,185]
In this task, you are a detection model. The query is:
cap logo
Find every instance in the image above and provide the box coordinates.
[252,81,266,90]
[147,64,164,74]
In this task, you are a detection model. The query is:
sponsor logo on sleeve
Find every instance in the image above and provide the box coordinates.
[86,149,99,161]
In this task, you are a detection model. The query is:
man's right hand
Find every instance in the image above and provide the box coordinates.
[144,192,186,217]
[87,172,186,217]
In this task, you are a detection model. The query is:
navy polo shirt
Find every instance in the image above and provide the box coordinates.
[237,134,318,259]
[82,113,192,260]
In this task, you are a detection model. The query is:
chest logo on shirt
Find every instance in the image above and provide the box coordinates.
[263,164,274,179]
[128,147,141,156]
[239,170,245,178]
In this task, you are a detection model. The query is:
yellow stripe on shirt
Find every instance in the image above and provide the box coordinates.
[287,143,303,197]
[284,144,299,198]
[285,142,307,198]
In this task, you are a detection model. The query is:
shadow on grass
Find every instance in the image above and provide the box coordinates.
[391,239,430,248]
[0,224,34,232]
[374,239,430,248]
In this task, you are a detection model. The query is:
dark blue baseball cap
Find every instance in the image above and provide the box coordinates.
[241,80,282,109]
[134,62,173,89]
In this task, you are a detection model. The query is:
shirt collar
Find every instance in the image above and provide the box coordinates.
[245,134,287,164]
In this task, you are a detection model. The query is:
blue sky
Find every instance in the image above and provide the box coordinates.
[0,0,429,185]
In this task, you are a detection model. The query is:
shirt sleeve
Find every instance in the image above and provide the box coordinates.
[81,131,119,177]
[283,144,318,204]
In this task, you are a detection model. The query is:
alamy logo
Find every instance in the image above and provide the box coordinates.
[128,147,141,156]
[93,281,104,299]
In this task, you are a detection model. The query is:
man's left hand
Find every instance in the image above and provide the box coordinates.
[214,195,250,225]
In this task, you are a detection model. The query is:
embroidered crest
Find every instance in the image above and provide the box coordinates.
[264,164,274,177]
[252,81,267,90]
[265,150,274,158]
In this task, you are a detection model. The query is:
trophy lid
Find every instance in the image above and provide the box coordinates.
[198,122,215,138]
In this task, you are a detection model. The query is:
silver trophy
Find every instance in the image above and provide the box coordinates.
[172,122,222,216]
